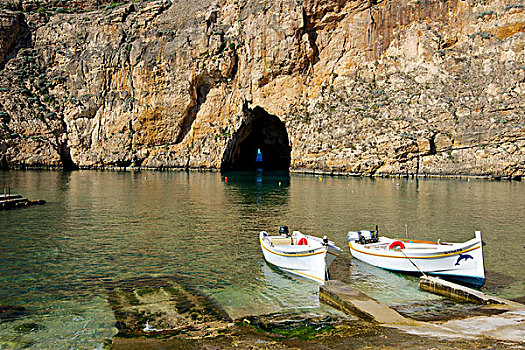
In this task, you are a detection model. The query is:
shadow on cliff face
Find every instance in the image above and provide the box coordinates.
[221,106,291,171]
[176,80,211,145]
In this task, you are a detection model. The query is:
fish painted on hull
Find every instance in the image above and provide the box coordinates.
[455,253,474,266]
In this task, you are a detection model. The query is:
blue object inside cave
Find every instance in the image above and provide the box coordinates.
[221,106,291,171]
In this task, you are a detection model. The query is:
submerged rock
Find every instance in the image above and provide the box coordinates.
[391,299,506,322]
[241,311,348,340]
[0,305,28,322]
[13,322,46,333]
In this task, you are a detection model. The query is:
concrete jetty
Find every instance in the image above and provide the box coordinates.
[319,280,417,325]
[419,276,522,306]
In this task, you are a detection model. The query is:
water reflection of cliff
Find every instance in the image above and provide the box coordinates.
[222,170,290,208]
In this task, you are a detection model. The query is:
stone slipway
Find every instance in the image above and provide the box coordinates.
[319,280,418,325]
[320,279,525,344]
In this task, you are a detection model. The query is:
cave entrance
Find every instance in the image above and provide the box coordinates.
[221,106,291,171]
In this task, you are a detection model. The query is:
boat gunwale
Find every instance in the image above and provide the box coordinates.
[259,234,328,257]
[348,241,482,259]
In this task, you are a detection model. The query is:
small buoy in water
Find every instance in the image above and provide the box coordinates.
[225,177,228,183]
[318,176,322,181]
[278,182,281,186]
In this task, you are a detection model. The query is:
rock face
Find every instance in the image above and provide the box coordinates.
[0,0,523,177]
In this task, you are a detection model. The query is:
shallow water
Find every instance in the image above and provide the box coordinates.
[0,170,524,348]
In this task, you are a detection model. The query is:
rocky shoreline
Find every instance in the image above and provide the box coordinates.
[2,271,522,349]
[3,165,523,182]
[110,319,522,350]
[104,274,524,350]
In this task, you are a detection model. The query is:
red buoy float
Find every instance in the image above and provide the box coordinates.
[388,241,405,250]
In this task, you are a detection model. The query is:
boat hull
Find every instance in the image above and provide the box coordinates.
[348,231,485,288]
[260,232,341,284]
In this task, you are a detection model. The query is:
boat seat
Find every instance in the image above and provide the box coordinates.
[271,237,294,245]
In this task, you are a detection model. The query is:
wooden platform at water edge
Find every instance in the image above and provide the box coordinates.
[0,194,46,210]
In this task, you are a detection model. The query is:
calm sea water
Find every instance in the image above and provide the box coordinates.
[0,170,524,349]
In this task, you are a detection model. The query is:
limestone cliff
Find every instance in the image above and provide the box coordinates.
[0,0,523,178]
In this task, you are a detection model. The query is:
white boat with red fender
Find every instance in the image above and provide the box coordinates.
[347,229,485,288]
[260,226,343,284]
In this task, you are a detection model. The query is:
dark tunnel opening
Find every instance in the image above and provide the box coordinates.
[221,106,291,171]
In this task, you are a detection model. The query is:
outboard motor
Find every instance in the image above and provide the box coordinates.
[348,229,379,244]
[279,225,290,237]
[347,231,360,243]
[360,230,372,244]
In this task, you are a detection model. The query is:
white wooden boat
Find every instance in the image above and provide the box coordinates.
[347,229,485,287]
[260,226,343,284]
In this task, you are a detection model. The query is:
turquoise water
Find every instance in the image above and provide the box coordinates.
[0,170,524,348]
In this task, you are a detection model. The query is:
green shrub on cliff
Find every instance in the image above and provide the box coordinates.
[476,10,494,19]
